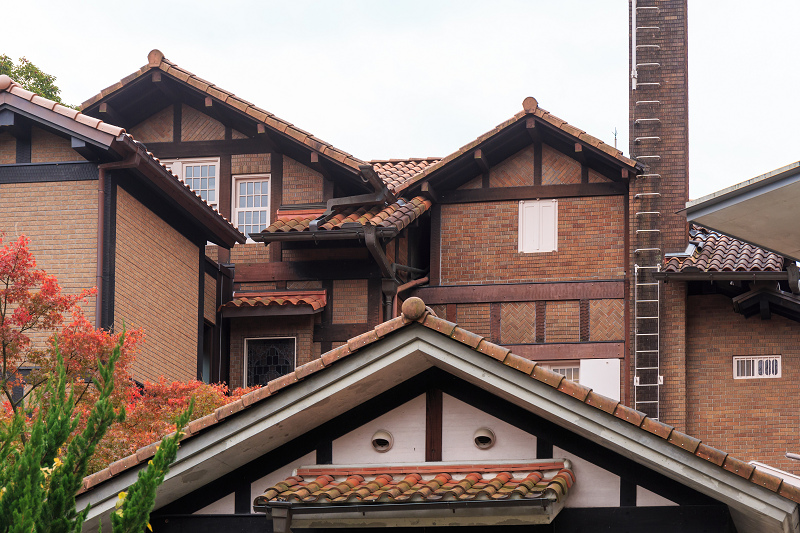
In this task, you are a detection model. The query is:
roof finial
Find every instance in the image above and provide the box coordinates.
[147,49,165,68]
[522,96,538,114]
[0,75,13,92]
[401,297,426,321]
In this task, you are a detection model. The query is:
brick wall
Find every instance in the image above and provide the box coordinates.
[232,154,271,175]
[589,299,624,341]
[500,302,537,344]
[0,181,97,333]
[229,315,315,389]
[238,282,277,291]
[0,132,15,163]
[287,281,323,290]
[684,294,800,473]
[541,144,580,185]
[545,300,580,342]
[489,145,535,188]
[204,273,216,324]
[115,186,199,383]
[231,242,271,263]
[129,106,173,143]
[456,304,491,338]
[283,157,323,204]
[31,127,85,163]
[332,280,368,324]
[182,104,225,142]
[205,244,219,262]
[658,282,687,430]
[440,196,625,284]
[282,247,368,262]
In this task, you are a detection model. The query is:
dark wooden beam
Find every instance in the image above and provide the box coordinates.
[0,109,14,127]
[70,137,98,161]
[236,260,381,283]
[425,388,443,462]
[421,182,438,202]
[221,306,321,318]
[98,103,127,127]
[436,182,626,204]
[205,96,213,107]
[411,281,624,304]
[473,149,491,173]
[310,152,333,181]
[504,342,624,360]
[145,137,275,158]
[151,71,181,101]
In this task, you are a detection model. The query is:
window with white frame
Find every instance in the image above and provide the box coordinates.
[518,199,557,253]
[541,362,580,382]
[733,355,781,379]
[245,337,295,387]
[233,175,270,240]
[163,158,220,210]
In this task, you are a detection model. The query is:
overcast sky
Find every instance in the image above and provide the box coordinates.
[5,1,798,199]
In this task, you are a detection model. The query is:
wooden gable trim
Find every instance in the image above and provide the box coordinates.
[436,182,626,204]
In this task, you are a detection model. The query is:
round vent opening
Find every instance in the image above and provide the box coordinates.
[474,428,496,450]
[372,430,393,452]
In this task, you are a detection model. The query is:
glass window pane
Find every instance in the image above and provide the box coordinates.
[208,191,215,202]
[247,182,253,195]
[261,211,267,224]
[201,178,207,190]
[201,165,208,178]
[254,182,260,195]
[200,191,207,200]
[245,211,252,224]
[240,182,246,196]
[185,166,192,178]
[208,165,215,177]
[208,178,215,190]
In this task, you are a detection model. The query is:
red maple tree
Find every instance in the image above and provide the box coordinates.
[0,235,256,473]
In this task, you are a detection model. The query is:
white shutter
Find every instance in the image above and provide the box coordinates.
[519,200,557,253]
[539,200,557,252]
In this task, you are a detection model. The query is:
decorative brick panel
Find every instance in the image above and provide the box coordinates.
[440,197,625,284]
[238,282,277,291]
[489,145,535,188]
[287,281,323,290]
[231,242,271,263]
[589,299,624,341]
[588,168,607,183]
[181,104,225,142]
[456,303,491,338]
[232,129,247,140]
[0,181,97,347]
[685,294,800,474]
[115,186,199,383]
[541,144,580,185]
[0,132,15,163]
[229,315,315,389]
[430,304,447,319]
[332,280,368,324]
[232,153,271,175]
[545,301,579,343]
[129,105,173,143]
[500,302,537,344]
[204,273,216,324]
[283,157,323,204]
[31,127,85,163]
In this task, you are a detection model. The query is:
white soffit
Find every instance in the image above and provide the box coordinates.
[686,162,800,261]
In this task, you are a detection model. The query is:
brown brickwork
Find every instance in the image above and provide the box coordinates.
[205,244,219,262]
[440,197,625,284]
[588,168,608,183]
[456,303,491,338]
[657,281,687,430]
[282,247,368,262]
[229,315,315,389]
[545,300,580,343]
[232,153,271,175]
[541,144,580,185]
[0,181,97,333]
[458,176,482,190]
[115,186,199,383]
[232,129,247,140]
[0,132,15,163]
[500,302,536,344]
[181,104,225,142]
[589,299,624,341]
[204,273,216,324]
[685,294,800,474]
[231,242,271,263]
[332,280,368,324]
[283,157,323,205]
[31,127,85,163]
[286,281,323,290]
[238,282,278,291]
[430,304,447,319]
[129,105,173,143]
[488,145,534,188]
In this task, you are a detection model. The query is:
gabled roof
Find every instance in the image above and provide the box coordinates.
[371,158,442,193]
[76,297,800,533]
[81,50,366,175]
[221,290,326,316]
[0,75,245,247]
[664,225,784,274]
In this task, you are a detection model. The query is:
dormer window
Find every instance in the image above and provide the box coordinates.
[163,158,220,210]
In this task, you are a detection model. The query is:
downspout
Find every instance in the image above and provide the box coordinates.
[95,154,141,328]
[392,276,429,318]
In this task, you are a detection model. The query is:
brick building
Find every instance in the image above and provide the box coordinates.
[0,74,244,383]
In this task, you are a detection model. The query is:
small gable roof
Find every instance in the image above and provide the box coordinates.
[664,225,784,274]
[77,297,799,533]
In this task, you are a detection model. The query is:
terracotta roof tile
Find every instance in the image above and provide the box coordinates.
[254,463,574,506]
[664,225,784,273]
[80,50,366,173]
[221,290,327,312]
[261,196,432,236]
[77,296,800,506]
[371,158,442,192]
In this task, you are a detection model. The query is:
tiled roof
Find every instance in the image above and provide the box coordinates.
[81,50,366,173]
[254,462,574,506]
[392,97,639,194]
[0,75,124,137]
[664,225,784,273]
[78,296,800,506]
[261,196,432,234]
[371,158,442,193]
[222,291,326,311]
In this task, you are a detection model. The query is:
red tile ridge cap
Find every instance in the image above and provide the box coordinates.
[78,295,800,506]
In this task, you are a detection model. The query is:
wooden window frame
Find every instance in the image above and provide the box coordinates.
[232,174,271,243]
[162,157,221,210]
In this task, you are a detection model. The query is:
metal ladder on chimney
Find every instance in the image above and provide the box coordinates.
[631,0,663,420]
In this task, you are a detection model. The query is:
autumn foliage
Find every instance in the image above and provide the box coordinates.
[0,235,256,473]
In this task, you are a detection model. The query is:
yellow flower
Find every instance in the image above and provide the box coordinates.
[115,491,127,509]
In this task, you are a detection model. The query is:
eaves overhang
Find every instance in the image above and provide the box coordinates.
[252,226,398,243]
[685,162,800,261]
[76,325,800,533]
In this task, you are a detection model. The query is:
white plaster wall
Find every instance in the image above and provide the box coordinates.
[637,486,677,506]
[554,446,620,507]
[194,492,235,515]
[441,394,537,461]
[250,451,317,507]
[332,394,426,464]
[580,358,620,401]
